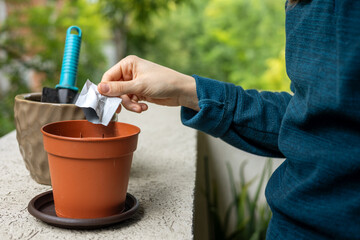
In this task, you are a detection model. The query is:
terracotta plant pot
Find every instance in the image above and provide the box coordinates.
[14,93,85,185]
[41,120,140,219]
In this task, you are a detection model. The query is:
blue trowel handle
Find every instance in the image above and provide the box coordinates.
[56,26,82,92]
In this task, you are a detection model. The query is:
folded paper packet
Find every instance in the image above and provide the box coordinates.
[75,80,122,126]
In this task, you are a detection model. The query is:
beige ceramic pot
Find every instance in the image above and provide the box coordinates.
[14,93,85,185]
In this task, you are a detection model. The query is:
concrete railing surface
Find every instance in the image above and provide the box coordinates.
[0,104,196,240]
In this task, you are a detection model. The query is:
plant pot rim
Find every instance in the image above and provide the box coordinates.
[15,92,77,107]
[41,120,141,142]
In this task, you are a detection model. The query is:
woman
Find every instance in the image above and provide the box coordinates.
[98,0,360,239]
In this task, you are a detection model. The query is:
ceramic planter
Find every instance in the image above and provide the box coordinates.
[41,120,140,219]
[14,93,85,185]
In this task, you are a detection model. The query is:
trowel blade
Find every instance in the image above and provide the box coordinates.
[41,87,59,103]
[41,87,79,104]
[58,88,79,104]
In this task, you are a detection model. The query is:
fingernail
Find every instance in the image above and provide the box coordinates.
[100,83,110,93]
[132,106,138,112]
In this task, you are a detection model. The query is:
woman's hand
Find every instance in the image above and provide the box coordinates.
[98,55,199,113]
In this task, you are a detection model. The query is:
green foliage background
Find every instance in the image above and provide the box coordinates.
[145,0,289,91]
[0,0,290,134]
[0,1,289,238]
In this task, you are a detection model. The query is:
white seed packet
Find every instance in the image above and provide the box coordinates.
[75,79,122,126]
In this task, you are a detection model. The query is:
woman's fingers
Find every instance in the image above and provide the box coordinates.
[139,102,148,111]
[121,94,144,113]
[98,80,139,97]
[101,55,138,83]
[114,97,147,114]
[116,104,122,114]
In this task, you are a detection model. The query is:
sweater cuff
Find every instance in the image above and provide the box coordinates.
[181,75,238,138]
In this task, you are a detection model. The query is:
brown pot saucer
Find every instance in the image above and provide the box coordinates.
[28,190,139,230]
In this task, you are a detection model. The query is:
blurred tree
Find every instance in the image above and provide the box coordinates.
[259,49,289,91]
[1,0,290,139]
[98,0,190,61]
[20,0,109,88]
[143,0,290,91]
[0,1,32,136]
[0,0,109,136]
[0,0,192,137]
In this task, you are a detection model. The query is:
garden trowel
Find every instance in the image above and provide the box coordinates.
[41,26,82,104]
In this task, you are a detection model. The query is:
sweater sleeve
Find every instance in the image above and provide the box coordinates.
[181,75,292,158]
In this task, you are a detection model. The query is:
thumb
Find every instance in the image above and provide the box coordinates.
[98,81,137,97]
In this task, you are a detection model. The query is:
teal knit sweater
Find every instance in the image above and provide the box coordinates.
[181,0,360,239]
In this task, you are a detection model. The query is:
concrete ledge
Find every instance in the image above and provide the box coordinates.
[0,104,196,240]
